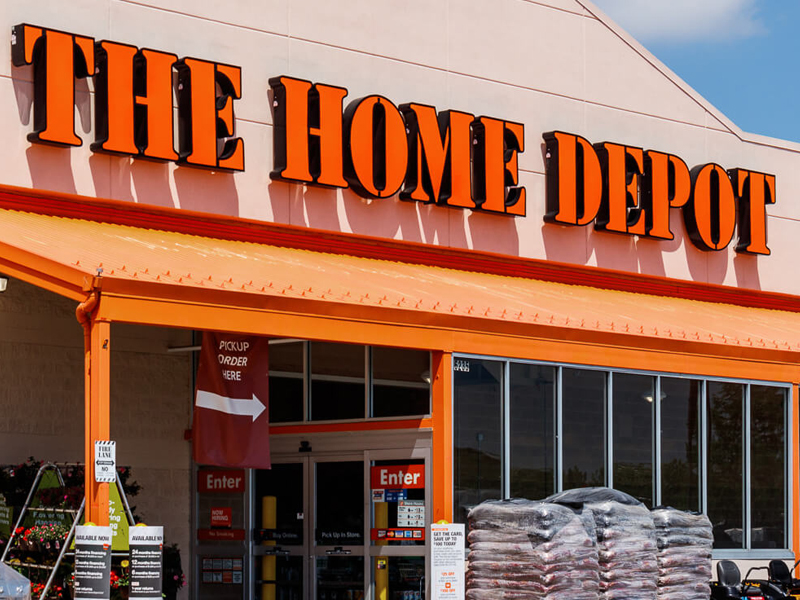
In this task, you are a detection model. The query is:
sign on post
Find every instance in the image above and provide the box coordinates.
[129,526,164,600]
[431,523,465,600]
[73,525,113,600]
[94,441,116,483]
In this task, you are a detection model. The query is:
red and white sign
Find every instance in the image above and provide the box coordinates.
[192,333,271,469]
[432,523,465,600]
[211,507,233,528]
[370,465,425,490]
[198,469,246,493]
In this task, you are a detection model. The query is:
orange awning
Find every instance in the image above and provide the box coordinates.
[2,205,800,369]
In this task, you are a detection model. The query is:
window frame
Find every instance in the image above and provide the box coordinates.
[452,353,794,558]
[269,342,433,425]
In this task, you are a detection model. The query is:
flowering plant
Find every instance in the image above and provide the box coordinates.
[110,561,131,589]
[23,523,70,544]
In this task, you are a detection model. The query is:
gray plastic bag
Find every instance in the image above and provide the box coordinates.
[0,564,31,600]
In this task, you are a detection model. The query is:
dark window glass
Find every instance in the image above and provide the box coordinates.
[453,359,503,524]
[660,378,700,512]
[372,348,430,417]
[310,342,365,421]
[269,341,304,422]
[612,373,654,506]
[750,385,786,549]
[372,557,424,600]
[316,557,363,600]
[509,363,555,501]
[315,461,364,545]
[707,381,744,549]
[254,463,304,545]
[562,368,606,489]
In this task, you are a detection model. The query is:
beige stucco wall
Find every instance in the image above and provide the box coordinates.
[0,0,797,294]
[0,277,193,595]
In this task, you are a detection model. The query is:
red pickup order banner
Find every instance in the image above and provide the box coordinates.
[192,332,270,469]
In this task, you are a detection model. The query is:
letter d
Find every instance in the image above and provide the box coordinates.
[543,131,602,226]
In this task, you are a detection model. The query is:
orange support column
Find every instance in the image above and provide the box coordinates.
[78,292,111,526]
[431,351,453,523]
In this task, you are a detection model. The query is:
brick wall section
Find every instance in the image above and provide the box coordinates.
[0,277,193,596]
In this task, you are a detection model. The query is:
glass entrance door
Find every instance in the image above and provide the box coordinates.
[254,461,307,600]
[252,447,429,600]
[311,457,366,600]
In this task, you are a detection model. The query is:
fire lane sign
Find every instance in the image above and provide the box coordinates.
[94,440,116,483]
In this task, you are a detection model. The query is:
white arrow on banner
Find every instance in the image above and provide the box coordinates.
[195,390,266,422]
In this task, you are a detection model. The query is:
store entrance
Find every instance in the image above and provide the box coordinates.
[254,447,429,600]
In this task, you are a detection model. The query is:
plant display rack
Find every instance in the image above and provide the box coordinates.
[0,462,135,600]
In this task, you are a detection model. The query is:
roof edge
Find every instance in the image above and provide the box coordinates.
[577,0,800,153]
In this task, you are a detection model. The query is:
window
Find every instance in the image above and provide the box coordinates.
[269,341,304,423]
[562,368,606,489]
[452,357,791,554]
[660,377,701,511]
[265,341,431,423]
[453,359,503,524]
[509,363,555,500]
[750,385,786,549]
[612,373,654,506]
[372,348,430,417]
[707,381,744,549]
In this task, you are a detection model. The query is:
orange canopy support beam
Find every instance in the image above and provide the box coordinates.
[77,292,111,525]
[432,351,453,523]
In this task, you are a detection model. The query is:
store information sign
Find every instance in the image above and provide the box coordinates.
[94,441,116,483]
[74,526,113,600]
[431,523,465,600]
[129,526,163,600]
[397,500,425,527]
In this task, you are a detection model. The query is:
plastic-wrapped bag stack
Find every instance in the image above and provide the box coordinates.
[651,507,712,600]
[467,499,600,600]
[547,488,658,600]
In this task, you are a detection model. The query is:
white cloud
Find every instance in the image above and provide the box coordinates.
[591,0,767,44]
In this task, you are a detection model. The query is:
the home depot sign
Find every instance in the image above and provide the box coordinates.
[12,24,775,253]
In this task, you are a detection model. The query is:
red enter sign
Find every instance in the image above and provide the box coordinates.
[371,465,425,490]
[198,469,246,493]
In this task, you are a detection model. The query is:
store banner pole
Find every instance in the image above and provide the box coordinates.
[78,289,112,526]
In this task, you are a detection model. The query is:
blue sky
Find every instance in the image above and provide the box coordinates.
[592,0,800,143]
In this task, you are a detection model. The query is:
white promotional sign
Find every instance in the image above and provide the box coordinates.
[431,523,465,600]
[129,526,164,600]
[94,440,116,483]
[74,525,113,600]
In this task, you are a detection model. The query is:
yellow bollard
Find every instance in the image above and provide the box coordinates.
[261,496,277,600]
[374,502,389,600]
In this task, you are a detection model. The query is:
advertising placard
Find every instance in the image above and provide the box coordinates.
[193,333,271,469]
[431,523,465,600]
[129,526,163,600]
[211,507,232,528]
[0,495,12,537]
[73,526,112,600]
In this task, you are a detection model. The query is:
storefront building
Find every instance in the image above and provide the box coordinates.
[1,0,800,599]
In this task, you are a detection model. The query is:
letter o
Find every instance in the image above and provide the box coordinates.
[685,163,736,251]
[344,95,408,198]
